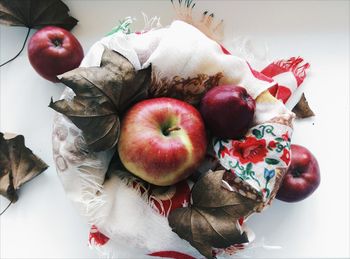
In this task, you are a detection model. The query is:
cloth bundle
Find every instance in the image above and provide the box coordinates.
[52,20,308,258]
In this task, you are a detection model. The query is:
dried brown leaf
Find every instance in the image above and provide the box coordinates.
[0,0,78,30]
[0,133,48,202]
[169,170,259,258]
[292,93,315,118]
[50,48,152,152]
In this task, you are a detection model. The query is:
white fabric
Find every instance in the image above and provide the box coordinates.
[82,21,274,99]
[272,72,298,92]
[254,98,291,125]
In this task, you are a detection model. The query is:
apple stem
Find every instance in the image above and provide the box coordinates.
[164,126,181,135]
[53,39,62,47]
[292,170,302,177]
[0,27,31,68]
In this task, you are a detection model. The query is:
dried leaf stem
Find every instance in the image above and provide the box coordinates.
[0,201,12,216]
[0,28,31,67]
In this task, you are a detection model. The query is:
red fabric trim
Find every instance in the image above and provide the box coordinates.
[89,225,109,246]
[246,62,274,83]
[268,84,278,96]
[261,63,286,78]
[149,251,196,259]
[275,85,292,103]
[150,180,191,216]
[220,44,231,55]
[219,43,276,87]
[293,61,310,86]
[261,57,310,86]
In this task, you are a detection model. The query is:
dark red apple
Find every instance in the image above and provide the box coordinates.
[199,85,256,139]
[276,144,320,202]
[28,26,84,82]
[118,97,207,186]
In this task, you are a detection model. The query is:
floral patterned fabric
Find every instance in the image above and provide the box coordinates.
[214,122,293,203]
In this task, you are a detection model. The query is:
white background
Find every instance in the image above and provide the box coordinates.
[0,1,349,258]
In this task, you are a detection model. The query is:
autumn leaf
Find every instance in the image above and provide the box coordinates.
[50,48,152,152]
[0,132,48,203]
[168,170,259,258]
[292,93,315,118]
[0,0,78,30]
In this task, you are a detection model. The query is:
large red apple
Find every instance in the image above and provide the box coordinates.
[276,144,320,202]
[118,97,207,186]
[28,26,83,82]
[200,85,255,139]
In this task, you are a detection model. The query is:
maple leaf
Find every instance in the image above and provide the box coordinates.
[168,170,259,258]
[50,48,152,152]
[0,132,48,203]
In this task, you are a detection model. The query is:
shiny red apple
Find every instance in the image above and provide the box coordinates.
[199,85,255,139]
[28,26,84,82]
[118,97,207,186]
[276,144,320,202]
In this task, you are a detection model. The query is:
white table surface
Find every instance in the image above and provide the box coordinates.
[0,1,349,258]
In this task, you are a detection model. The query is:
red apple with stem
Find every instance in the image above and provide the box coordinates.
[28,26,83,82]
[118,97,207,186]
[276,144,320,202]
[200,85,255,139]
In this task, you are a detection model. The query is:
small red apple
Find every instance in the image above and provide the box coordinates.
[199,85,255,139]
[28,26,84,82]
[118,97,207,186]
[276,144,320,202]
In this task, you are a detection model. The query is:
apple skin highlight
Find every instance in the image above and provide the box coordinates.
[118,97,207,186]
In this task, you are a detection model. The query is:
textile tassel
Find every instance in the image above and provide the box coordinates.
[171,0,224,42]
[261,57,310,104]
[262,57,310,86]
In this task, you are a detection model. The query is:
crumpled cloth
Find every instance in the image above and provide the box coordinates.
[52,20,308,258]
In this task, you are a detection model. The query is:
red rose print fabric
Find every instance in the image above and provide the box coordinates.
[231,136,268,164]
[214,122,293,202]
